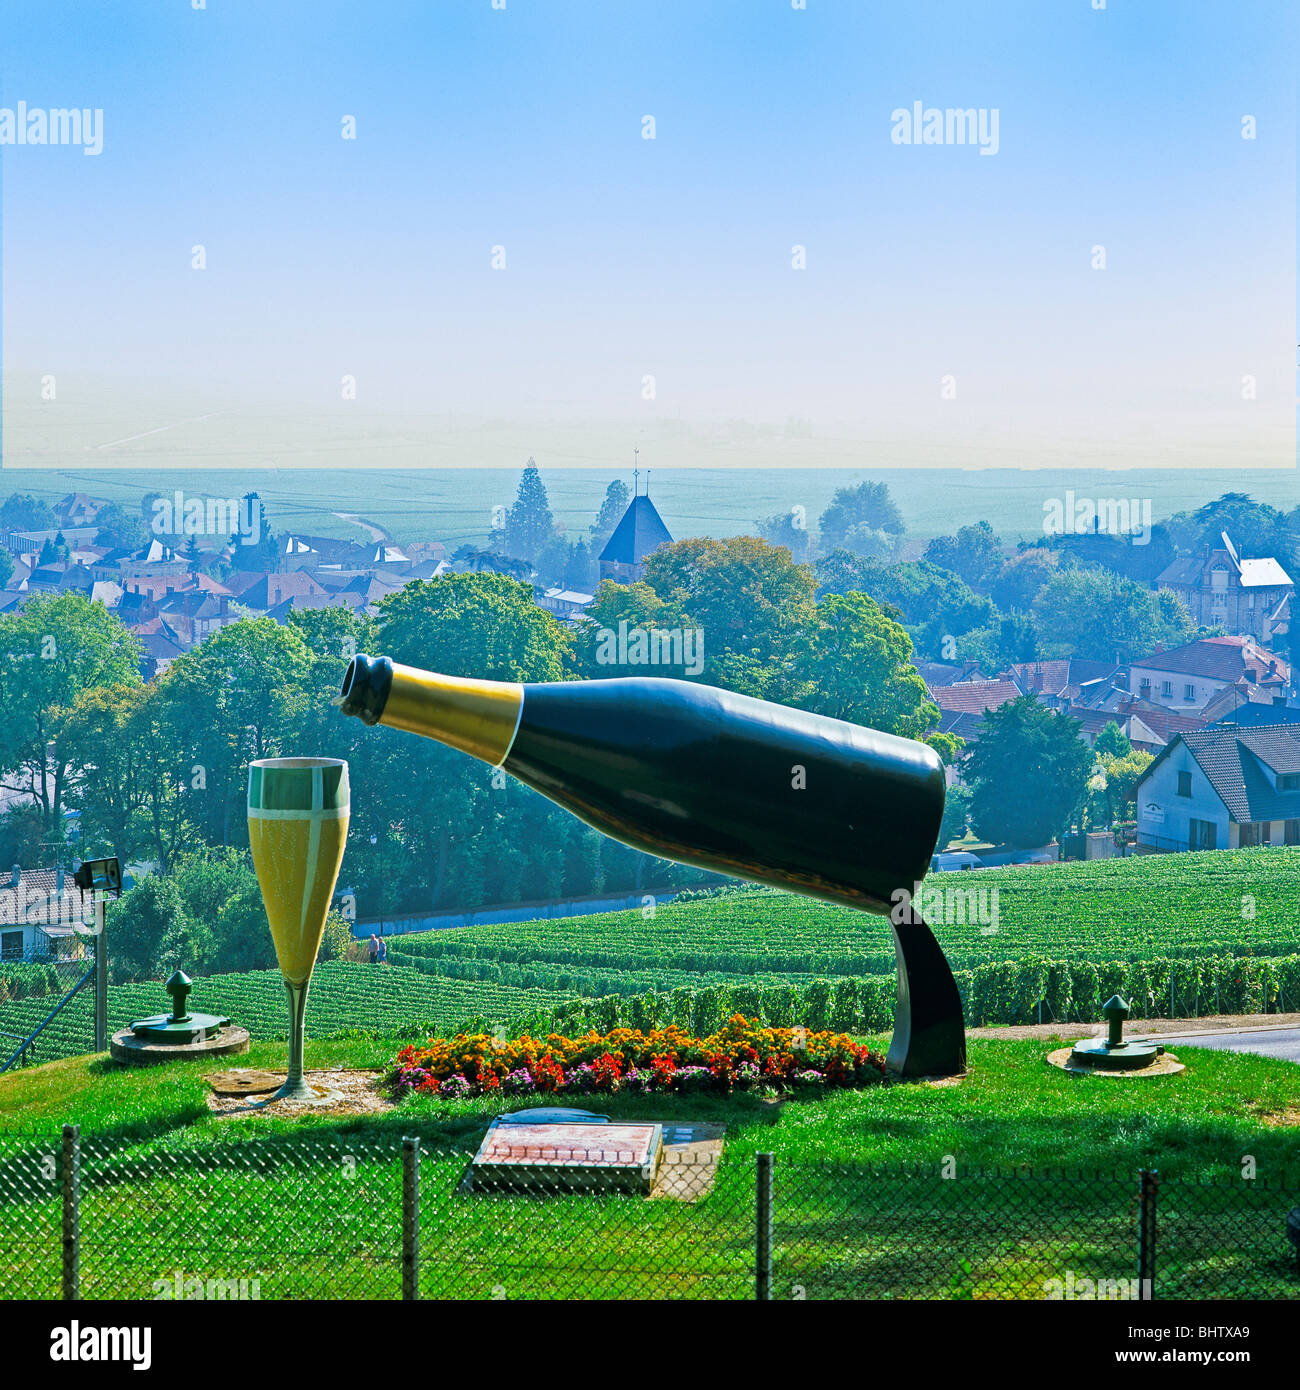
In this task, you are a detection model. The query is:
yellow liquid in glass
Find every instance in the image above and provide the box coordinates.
[249,813,349,985]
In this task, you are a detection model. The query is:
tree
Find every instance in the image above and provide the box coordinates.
[482,554,533,582]
[1093,721,1132,759]
[816,554,996,661]
[160,618,312,847]
[957,614,1038,672]
[378,570,569,685]
[924,521,1003,592]
[38,533,70,566]
[170,850,277,975]
[59,683,149,862]
[452,545,492,572]
[819,481,905,552]
[1101,750,1154,820]
[991,549,1056,612]
[534,534,571,588]
[372,572,572,911]
[0,593,142,837]
[963,697,1093,848]
[318,908,356,963]
[563,538,595,591]
[639,536,818,702]
[108,873,192,982]
[571,580,679,678]
[503,458,555,563]
[1032,568,1193,663]
[804,592,939,740]
[128,672,207,872]
[93,501,148,552]
[0,549,12,589]
[938,783,972,849]
[0,804,45,868]
[755,511,812,563]
[0,493,57,531]
[1191,493,1294,571]
[591,479,631,549]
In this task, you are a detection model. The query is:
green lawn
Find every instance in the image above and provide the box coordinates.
[1,1034,1296,1300]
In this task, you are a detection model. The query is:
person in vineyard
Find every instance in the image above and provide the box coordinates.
[368,934,379,965]
[377,935,387,965]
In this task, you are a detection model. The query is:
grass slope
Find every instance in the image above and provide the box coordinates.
[1,1033,1297,1299]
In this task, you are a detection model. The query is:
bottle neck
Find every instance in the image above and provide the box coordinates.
[340,655,524,767]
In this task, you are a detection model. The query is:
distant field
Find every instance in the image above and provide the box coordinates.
[7,464,1298,548]
[393,848,1300,983]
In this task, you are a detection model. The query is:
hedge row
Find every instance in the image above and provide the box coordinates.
[0,961,66,1003]
[506,953,1300,1038]
[385,944,803,998]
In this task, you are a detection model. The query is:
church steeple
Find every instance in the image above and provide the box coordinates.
[597,455,673,585]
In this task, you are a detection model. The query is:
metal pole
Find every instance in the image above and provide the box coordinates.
[402,1136,420,1301]
[1137,1168,1157,1301]
[755,1152,774,1301]
[61,1124,80,1300]
[93,895,107,1053]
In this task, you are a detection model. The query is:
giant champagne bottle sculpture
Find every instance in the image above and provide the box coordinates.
[339,657,965,1076]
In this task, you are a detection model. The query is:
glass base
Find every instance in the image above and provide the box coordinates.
[246,1078,343,1107]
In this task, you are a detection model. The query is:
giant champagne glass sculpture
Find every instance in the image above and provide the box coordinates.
[247,757,350,1102]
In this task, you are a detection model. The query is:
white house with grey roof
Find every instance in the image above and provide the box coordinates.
[1155,531,1292,645]
[1134,724,1300,853]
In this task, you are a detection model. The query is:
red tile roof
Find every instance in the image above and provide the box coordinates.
[931,679,1023,714]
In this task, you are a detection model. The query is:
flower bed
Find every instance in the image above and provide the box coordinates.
[387,1014,886,1100]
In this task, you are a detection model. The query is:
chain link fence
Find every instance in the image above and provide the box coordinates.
[1,1128,1297,1300]
[0,940,99,1073]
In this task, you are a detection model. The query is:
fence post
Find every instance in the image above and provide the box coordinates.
[401,1136,420,1301]
[93,896,108,1053]
[755,1151,774,1301]
[61,1124,80,1301]
[1137,1168,1158,1300]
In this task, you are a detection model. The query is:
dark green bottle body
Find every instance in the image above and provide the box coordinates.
[505,677,945,916]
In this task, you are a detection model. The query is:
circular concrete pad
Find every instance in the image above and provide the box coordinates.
[1047,1045,1185,1077]
[208,1068,283,1096]
[207,1069,391,1119]
[110,1025,250,1065]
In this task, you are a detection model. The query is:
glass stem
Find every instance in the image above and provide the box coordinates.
[285,978,310,1086]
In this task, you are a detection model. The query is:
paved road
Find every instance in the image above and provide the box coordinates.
[1165,1028,1300,1062]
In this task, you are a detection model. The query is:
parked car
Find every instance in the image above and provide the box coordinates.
[929,850,985,872]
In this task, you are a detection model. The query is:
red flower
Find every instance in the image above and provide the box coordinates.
[533,1055,565,1093]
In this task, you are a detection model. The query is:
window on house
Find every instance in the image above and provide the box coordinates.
[1189,819,1217,850]
[1278,774,1300,791]
[1212,590,1226,607]
[0,931,23,961]
[1184,683,1195,700]
[1286,820,1300,845]
[1177,771,1192,797]
[1139,679,1150,694]
[1238,822,1262,847]
[1161,681,1172,697]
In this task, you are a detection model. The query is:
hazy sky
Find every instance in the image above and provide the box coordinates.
[1,0,1295,471]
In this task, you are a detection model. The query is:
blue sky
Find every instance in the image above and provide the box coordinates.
[0,0,1294,471]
